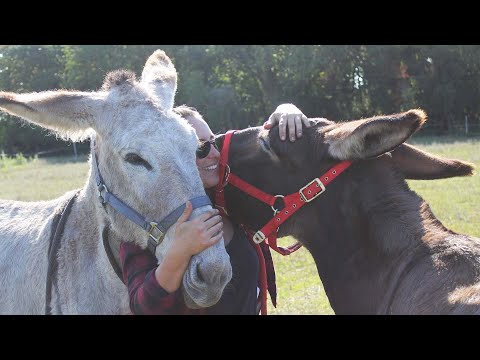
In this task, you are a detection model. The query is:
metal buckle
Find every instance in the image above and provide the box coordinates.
[98,184,108,204]
[148,222,165,245]
[299,178,325,203]
[271,195,285,215]
[252,231,266,244]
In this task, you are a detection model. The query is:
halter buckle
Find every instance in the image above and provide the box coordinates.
[148,222,165,245]
[253,230,266,244]
[98,184,108,204]
[271,195,285,215]
[299,178,325,202]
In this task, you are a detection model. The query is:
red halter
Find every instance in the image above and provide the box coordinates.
[214,130,352,314]
[215,131,352,253]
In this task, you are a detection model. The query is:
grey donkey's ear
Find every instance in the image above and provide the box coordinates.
[0,91,106,141]
[140,50,177,110]
[390,142,475,180]
[324,109,427,160]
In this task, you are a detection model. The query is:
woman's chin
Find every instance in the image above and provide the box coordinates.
[202,173,219,189]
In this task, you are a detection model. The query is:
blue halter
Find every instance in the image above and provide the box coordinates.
[90,137,212,255]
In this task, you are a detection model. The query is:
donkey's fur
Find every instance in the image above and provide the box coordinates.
[223,111,479,314]
[0,50,232,314]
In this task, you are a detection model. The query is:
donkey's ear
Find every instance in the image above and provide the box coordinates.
[391,143,475,179]
[140,50,177,110]
[0,91,105,141]
[325,109,427,160]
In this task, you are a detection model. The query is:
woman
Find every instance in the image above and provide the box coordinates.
[120,104,309,314]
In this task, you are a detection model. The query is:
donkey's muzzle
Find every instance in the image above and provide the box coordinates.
[182,244,232,309]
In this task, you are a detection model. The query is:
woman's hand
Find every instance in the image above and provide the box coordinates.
[263,103,310,142]
[169,201,224,259]
[155,202,224,293]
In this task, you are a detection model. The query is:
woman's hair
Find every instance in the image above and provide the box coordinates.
[172,105,202,120]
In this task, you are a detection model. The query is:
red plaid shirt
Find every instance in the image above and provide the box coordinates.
[120,229,277,315]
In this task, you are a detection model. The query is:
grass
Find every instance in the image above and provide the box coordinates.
[0,155,89,201]
[0,152,32,169]
[407,136,480,237]
[0,137,478,315]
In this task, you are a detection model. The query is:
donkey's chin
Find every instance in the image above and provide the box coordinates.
[181,248,232,309]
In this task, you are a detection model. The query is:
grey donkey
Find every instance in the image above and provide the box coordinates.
[0,50,232,314]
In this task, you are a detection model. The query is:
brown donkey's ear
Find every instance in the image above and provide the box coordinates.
[325,109,427,160]
[390,143,475,179]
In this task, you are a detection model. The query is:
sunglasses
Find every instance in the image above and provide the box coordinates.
[196,139,219,159]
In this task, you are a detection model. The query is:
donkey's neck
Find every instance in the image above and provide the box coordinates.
[300,176,449,315]
[53,180,130,314]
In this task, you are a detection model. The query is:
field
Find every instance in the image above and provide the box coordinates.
[1,137,479,314]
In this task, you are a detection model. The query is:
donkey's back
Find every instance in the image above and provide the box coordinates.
[0,191,76,314]
[391,233,480,315]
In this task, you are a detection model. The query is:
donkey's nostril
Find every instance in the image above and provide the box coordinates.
[182,254,233,308]
[196,263,205,283]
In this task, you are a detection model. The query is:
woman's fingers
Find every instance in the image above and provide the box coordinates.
[288,116,296,141]
[208,230,224,245]
[295,115,303,138]
[176,201,193,225]
[206,221,224,238]
[203,214,223,230]
[278,114,287,140]
[302,114,311,127]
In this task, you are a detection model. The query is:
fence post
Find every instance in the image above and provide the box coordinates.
[73,142,78,160]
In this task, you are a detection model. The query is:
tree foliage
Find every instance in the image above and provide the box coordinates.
[1,45,479,154]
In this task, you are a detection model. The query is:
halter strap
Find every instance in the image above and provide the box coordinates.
[215,131,353,255]
[91,136,212,256]
[46,190,81,315]
[215,131,303,256]
[215,130,236,216]
[146,196,213,254]
[102,227,124,281]
[249,161,352,245]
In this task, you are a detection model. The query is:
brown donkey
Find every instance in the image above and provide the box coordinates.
[219,110,479,314]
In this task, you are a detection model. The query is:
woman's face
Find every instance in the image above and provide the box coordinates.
[187,114,220,189]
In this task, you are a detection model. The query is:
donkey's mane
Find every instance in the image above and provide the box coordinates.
[101,70,137,91]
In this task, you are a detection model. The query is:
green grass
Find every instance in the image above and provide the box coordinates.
[407,137,480,237]
[0,153,32,170]
[0,138,478,315]
[268,243,334,315]
[0,155,89,201]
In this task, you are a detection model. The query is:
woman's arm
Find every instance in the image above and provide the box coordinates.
[155,202,223,292]
[120,202,223,315]
[120,242,178,315]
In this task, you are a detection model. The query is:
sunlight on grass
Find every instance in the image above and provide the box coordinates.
[268,240,334,315]
[408,138,480,238]
[0,155,89,201]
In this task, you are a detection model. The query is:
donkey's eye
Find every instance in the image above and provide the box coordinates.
[124,153,152,170]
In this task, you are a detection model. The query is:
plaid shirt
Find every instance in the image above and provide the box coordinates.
[120,228,277,315]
